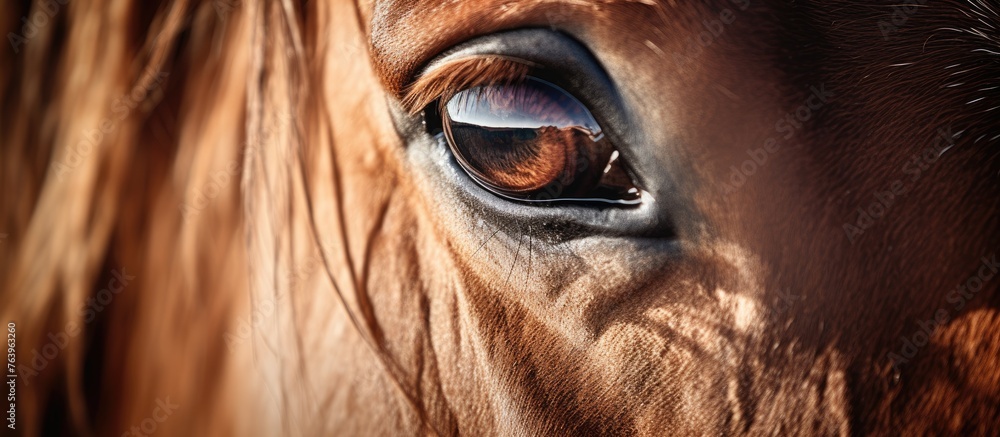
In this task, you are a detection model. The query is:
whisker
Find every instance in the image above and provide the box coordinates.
[503,236,523,290]
[472,228,502,258]
[528,227,533,280]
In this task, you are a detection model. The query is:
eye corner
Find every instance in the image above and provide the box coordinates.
[422,100,444,136]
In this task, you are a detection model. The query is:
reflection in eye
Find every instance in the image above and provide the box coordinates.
[440,77,641,204]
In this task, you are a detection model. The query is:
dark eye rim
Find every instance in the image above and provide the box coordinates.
[394,28,676,240]
[419,129,673,239]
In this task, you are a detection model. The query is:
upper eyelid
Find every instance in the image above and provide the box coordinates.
[402,30,630,141]
[401,56,538,115]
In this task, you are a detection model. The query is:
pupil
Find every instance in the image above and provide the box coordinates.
[441,76,639,204]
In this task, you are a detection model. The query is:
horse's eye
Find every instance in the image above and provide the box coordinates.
[438,77,641,204]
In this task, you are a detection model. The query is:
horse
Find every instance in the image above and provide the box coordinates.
[1,0,998,435]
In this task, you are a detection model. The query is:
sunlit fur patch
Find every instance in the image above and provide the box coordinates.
[551,239,850,434]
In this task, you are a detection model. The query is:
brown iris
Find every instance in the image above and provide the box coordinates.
[441,77,640,204]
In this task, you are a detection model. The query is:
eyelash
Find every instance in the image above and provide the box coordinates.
[403,57,532,115]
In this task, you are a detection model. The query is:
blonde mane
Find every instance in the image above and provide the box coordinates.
[0,1,369,434]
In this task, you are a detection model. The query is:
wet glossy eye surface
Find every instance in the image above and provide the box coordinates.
[440,77,641,205]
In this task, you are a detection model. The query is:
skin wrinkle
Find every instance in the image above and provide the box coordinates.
[355,0,999,434]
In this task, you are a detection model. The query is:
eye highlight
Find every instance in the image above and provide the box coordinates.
[440,77,640,204]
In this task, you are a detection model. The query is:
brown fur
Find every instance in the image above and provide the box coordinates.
[2,0,999,435]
